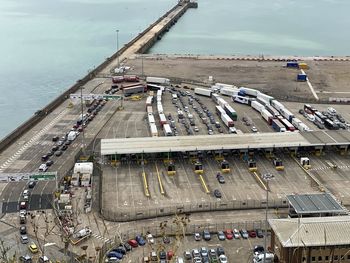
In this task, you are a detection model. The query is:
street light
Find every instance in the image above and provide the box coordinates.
[262,173,274,263]
[116,29,120,69]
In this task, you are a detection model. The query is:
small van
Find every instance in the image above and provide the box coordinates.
[38,164,48,172]
[229,127,237,134]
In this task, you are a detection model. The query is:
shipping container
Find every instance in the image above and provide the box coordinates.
[159,113,167,125]
[221,113,234,127]
[220,87,239,97]
[280,108,295,122]
[146,77,170,85]
[215,83,235,89]
[286,62,299,68]
[216,105,226,117]
[224,105,238,121]
[146,96,153,106]
[272,119,286,132]
[146,106,153,114]
[148,113,155,124]
[261,109,274,125]
[157,103,163,114]
[150,123,158,137]
[239,87,258,97]
[265,105,280,117]
[280,118,295,131]
[217,97,229,108]
[212,93,220,104]
[194,88,212,97]
[292,118,302,128]
[124,75,139,82]
[271,100,285,113]
[233,95,250,105]
[163,124,173,136]
[257,92,274,105]
[123,85,146,96]
[112,76,124,83]
[121,83,142,89]
[297,74,307,82]
[251,100,265,113]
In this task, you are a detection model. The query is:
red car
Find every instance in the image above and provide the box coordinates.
[248,230,257,238]
[224,229,233,240]
[128,239,138,248]
[167,250,174,260]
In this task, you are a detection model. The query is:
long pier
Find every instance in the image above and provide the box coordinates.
[0,0,195,153]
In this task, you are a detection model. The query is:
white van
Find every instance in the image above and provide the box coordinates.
[38,164,48,172]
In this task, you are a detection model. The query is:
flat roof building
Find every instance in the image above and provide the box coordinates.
[286,193,347,218]
[269,216,350,263]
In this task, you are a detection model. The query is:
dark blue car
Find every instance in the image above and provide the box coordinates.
[107,251,123,259]
[135,235,146,246]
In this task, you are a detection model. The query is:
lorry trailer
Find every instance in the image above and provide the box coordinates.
[194,88,212,97]
[146,76,170,85]
[224,104,237,121]
[123,85,146,96]
[272,119,286,132]
[221,113,234,127]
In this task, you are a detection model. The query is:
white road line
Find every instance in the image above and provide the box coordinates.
[300,69,319,101]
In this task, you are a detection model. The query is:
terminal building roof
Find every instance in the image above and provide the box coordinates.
[269,216,350,247]
[286,193,346,215]
[100,130,350,155]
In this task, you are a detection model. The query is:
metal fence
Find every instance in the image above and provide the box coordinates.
[98,220,268,262]
[100,198,288,222]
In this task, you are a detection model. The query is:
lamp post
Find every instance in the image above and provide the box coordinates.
[116,29,120,69]
[262,173,274,263]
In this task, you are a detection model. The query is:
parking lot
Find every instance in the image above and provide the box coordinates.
[104,221,270,263]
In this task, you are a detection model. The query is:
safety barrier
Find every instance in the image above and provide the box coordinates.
[100,198,288,222]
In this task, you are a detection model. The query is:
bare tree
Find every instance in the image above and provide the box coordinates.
[0,238,17,263]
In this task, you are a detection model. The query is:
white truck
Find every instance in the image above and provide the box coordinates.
[150,123,158,137]
[221,113,234,127]
[194,88,212,97]
[220,86,239,97]
[70,227,92,245]
[217,97,228,108]
[239,87,258,97]
[163,124,173,136]
[148,113,155,124]
[251,100,265,113]
[146,76,170,85]
[256,92,274,105]
[67,131,77,141]
[271,99,285,113]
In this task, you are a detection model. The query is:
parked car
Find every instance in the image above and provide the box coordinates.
[203,230,211,241]
[248,230,257,238]
[216,173,225,184]
[224,229,233,240]
[55,150,63,157]
[20,226,27,235]
[28,243,38,253]
[194,232,201,241]
[233,229,241,239]
[219,254,228,263]
[217,231,225,241]
[135,235,146,246]
[28,181,36,188]
[200,247,208,257]
[127,239,138,248]
[46,160,54,167]
[214,189,222,198]
[19,255,32,263]
[146,233,154,244]
[183,251,192,260]
[256,229,264,238]
[163,236,170,244]
[240,229,249,239]
[20,235,29,244]
[216,247,225,256]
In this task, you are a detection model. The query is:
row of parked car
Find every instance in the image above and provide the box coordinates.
[194,229,264,241]
[184,246,228,263]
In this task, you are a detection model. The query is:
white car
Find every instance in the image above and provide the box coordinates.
[38,164,48,172]
[146,233,154,244]
[194,232,201,241]
[219,254,228,263]
[233,229,241,239]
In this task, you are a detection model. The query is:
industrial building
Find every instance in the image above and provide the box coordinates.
[269,216,350,263]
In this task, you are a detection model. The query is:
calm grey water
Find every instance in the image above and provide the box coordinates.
[1,0,349,139]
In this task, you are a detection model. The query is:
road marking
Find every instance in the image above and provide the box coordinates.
[300,69,319,100]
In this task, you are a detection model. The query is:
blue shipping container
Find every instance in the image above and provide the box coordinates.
[287,62,299,68]
[297,74,307,82]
